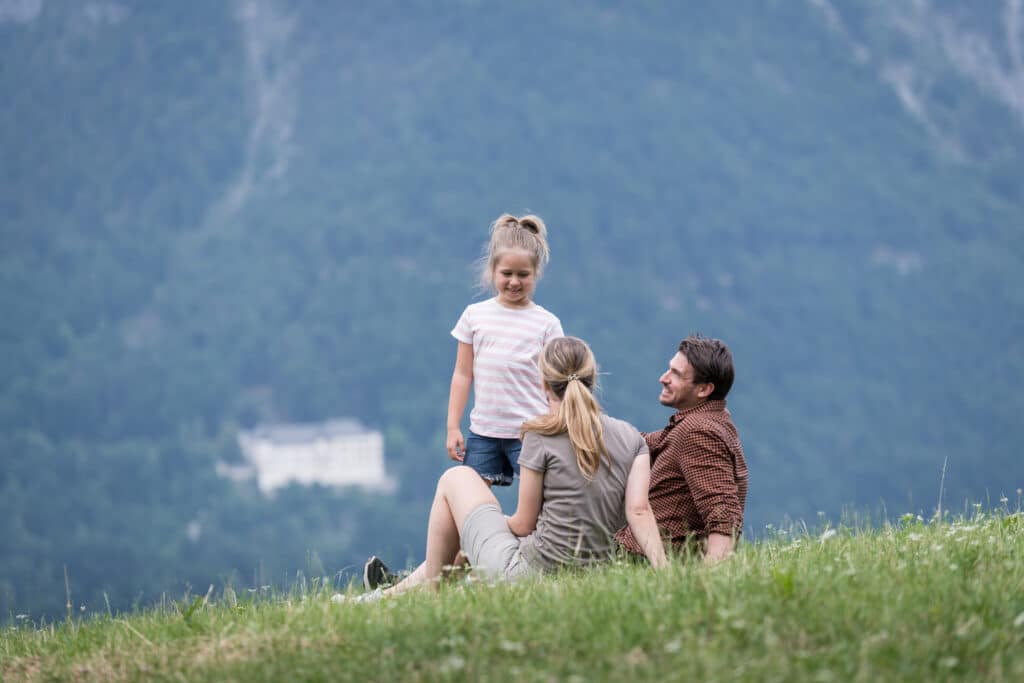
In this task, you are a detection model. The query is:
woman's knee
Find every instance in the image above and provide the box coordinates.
[438,465,482,492]
[438,466,498,517]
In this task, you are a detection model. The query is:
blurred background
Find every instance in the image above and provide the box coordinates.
[2,0,1022,619]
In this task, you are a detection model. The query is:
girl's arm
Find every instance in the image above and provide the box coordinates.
[506,466,543,536]
[446,341,474,461]
[625,453,668,568]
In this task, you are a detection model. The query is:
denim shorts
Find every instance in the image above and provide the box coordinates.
[464,431,521,487]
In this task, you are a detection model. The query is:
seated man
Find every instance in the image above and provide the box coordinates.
[615,334,748,564]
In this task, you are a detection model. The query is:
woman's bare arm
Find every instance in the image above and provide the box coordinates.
[506,467,543,536]
[625,453,667,568]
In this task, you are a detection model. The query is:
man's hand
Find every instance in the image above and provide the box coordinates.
[703,532,734,565]
[446,428,465,462]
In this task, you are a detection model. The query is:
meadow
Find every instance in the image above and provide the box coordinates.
[2,506,1022,682]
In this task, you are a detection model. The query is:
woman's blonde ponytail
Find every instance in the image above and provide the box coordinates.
[521,337,609,479]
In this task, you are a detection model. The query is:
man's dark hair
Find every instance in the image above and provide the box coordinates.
[678,334,734,400]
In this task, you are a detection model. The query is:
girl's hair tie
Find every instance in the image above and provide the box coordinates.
[567,373,579,382]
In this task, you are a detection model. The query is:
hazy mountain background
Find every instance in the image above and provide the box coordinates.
[2,0,1022,619]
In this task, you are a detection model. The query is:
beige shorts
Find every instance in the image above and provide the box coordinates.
[461,504,538,582]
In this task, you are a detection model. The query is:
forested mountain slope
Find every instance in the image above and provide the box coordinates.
[2,0,1022,617]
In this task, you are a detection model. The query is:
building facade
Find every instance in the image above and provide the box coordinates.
[226,419,392,495]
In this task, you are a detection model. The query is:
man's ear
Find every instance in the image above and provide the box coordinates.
[697,382,715,399]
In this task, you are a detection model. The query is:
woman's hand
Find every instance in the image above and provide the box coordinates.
[446,428,465,462]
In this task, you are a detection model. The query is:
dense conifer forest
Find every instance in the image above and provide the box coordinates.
[2,0,1022,618]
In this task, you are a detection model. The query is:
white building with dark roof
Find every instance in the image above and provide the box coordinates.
[223,418,393,495]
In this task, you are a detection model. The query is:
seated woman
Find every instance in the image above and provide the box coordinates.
[347,336,666,600]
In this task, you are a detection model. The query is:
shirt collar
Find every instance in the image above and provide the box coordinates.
[669,399,728,425]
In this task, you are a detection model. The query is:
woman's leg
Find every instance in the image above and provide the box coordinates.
[384,466,499,595]
[383,561,427,596]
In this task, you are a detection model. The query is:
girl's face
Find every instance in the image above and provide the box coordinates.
[492,249,536,308]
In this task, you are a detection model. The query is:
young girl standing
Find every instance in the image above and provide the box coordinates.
[447,214,564,486]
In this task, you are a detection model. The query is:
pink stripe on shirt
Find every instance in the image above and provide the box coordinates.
[452,298,564,439]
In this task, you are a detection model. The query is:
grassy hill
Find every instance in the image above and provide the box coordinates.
[3,509,1022,682]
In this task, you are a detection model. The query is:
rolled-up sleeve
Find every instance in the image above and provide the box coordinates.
[677,428,742,537]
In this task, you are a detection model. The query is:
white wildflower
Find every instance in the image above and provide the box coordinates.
[440,634,466,648]
[664,639,682,653]
[439,655,466,673]
[820,528,838,542]
[908,533,923,541]
[1013,612,1024,628]
[949,564,959,570]
[499,641,525,654]
[940,656,958,668]
[932,544,944,551]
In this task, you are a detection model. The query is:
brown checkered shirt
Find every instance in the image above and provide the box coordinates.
[616,400,747,554]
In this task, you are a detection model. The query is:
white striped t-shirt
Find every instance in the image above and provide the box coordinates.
[451,298,564,439]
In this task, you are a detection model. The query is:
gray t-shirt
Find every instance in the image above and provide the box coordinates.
[517,414,649,571]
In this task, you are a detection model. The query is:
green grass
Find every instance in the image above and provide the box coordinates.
[2,510,1023,682]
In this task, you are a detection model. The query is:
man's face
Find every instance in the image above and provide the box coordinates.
[658,352,712,410]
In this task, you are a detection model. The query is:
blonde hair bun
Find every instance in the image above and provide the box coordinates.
[477,213,551,291]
